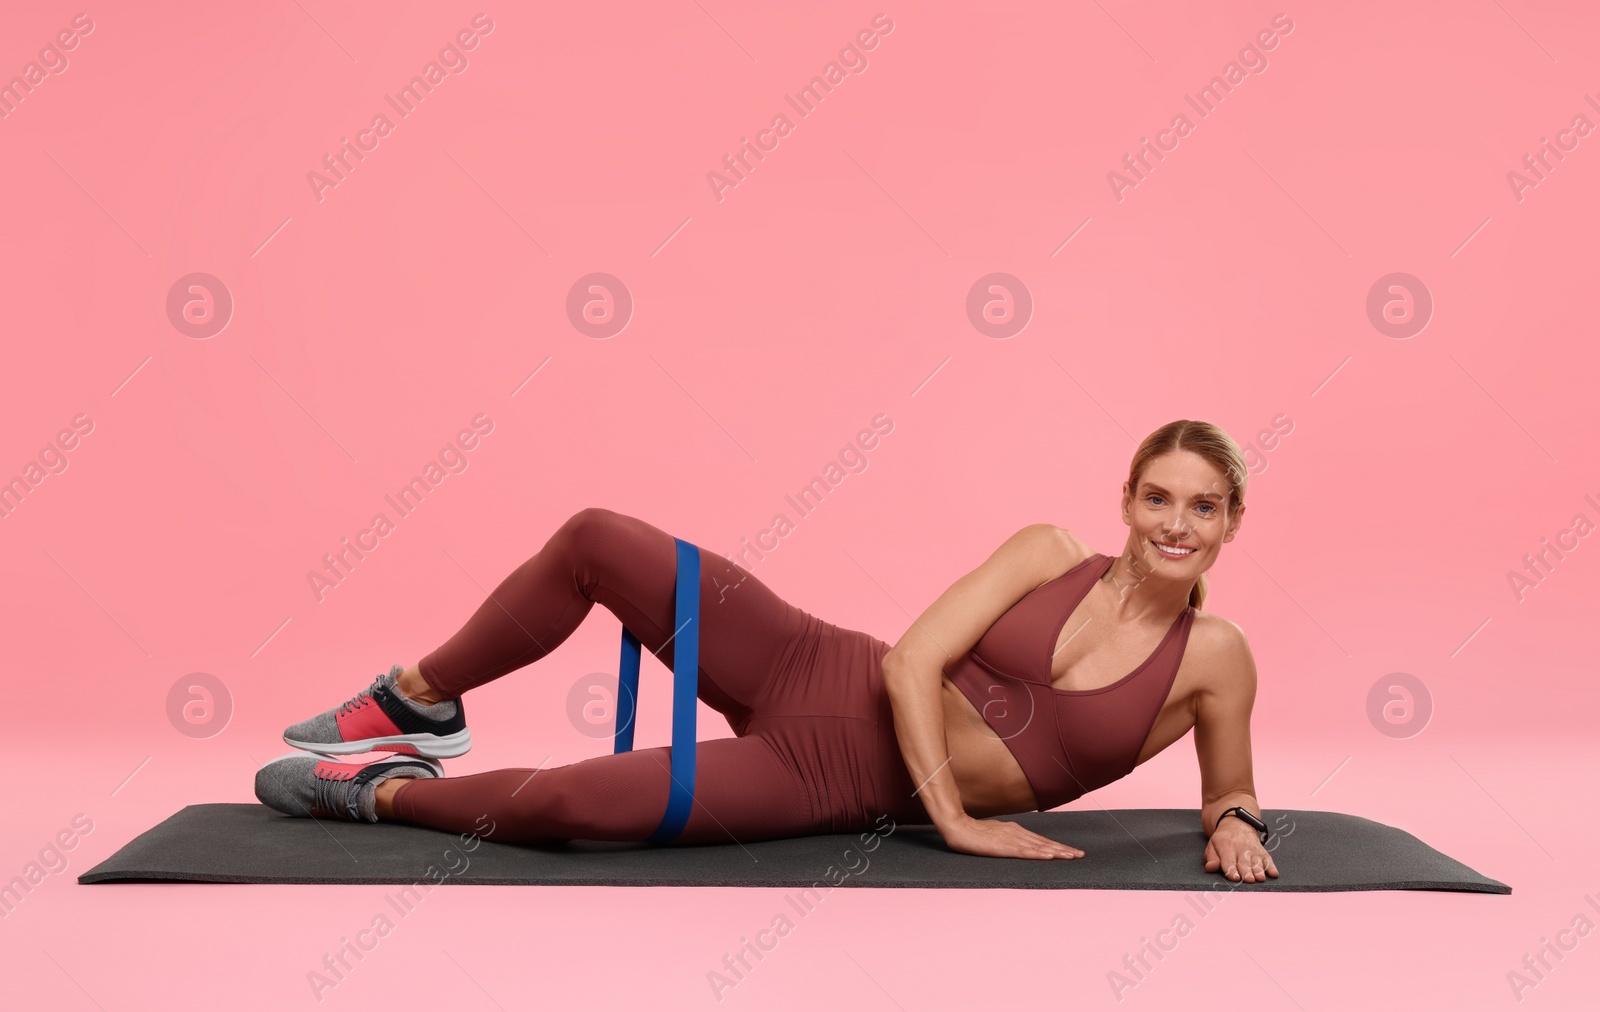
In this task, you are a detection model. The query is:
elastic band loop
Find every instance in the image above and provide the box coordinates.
[613,536,699,843]
[614,629,641,754]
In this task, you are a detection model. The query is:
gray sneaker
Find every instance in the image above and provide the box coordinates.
[254,752,444,822]
[282,664,471,759]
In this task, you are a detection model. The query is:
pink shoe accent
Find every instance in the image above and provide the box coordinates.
[309,759,359,817]
[334,695,405,744]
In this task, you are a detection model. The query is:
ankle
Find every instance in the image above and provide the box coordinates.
[395,664,446,707]
[372,776,412,820]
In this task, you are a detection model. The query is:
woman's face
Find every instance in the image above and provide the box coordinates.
[1122,450,1243,574]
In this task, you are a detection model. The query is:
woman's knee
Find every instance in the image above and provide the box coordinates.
[554,505,620,545]
[546,507,621,573]
[552,507,674,594]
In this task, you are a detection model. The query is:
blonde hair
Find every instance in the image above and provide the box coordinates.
[1126,420,1247,612]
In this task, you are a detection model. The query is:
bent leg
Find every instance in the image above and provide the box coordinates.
[388,733,821,846]
[417,507,815,728]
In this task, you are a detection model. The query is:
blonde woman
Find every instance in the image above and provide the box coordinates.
[257,419,1278,884]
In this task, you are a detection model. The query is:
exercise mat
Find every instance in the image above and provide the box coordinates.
[79,804,1509,893]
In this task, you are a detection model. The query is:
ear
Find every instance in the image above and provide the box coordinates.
[1222,502,1246,542]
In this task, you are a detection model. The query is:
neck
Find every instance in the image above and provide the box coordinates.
[1102,548,1194,624]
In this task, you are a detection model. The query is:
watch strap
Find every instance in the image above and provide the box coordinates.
[1218,805,1270,843]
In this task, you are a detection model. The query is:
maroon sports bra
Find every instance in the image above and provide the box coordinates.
[946,552,1195,811]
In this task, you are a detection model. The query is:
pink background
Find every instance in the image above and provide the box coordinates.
[3,2,1597,1008]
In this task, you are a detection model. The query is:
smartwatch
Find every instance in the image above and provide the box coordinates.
[1218,806,1270,844]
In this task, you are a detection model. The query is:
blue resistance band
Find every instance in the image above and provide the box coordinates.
[613,536,700,843]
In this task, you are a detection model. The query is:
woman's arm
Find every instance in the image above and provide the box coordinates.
[883,524,1084,860]
[1193,622,1279,882]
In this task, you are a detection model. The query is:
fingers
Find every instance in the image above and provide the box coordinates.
[1025,841,1082,859]
[1034,833,1083,859]
[1208,840,1278,882]
[953,819,1081,864]
[951,820,1083,861]
[1225,849,1268,882]
[1018,827,1082,860]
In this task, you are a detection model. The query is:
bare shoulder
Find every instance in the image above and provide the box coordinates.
[1188,611,1257,698]
[1029,524,1095,583]
[884,522,1091,671]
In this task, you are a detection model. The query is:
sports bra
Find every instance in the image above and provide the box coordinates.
[945,552,1195,811]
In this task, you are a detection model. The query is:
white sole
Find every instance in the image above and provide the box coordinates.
[261,750,446,777]
[282,727,473,759]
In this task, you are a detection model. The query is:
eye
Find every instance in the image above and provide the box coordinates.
[1196,503,1216,516]
[1146,494,1165,506]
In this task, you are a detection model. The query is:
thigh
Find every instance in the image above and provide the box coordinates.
[394,733,827,846]
[534,734,826,848]
[753,642,935,830]
[568,508,814,722]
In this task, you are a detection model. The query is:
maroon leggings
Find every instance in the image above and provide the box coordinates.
[389,507,931,845]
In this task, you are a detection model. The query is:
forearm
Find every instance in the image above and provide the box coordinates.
[882,658,969,830]
[1202,790,1260,837]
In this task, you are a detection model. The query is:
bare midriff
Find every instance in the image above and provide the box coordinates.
[937,644,1208,817]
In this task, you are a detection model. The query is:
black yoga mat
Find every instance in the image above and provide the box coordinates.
[79,804,1509,893]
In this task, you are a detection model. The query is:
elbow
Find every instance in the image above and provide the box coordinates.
[881,652,907,693]
[881,652,930,696]
[882,646,906,674]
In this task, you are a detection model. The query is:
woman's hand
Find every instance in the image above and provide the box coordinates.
[1204,818,1280,882]
[939,814,1083,861]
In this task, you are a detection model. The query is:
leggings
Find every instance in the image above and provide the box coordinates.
[389,507,932,845]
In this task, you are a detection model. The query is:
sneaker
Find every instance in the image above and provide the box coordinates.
[282,664,472,758]
[254,752,444,822]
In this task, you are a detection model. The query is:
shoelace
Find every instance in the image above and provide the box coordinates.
[335,674,386,717]
[311,765,362,821]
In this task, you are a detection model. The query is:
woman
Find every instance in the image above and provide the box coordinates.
[256,419,1279,884]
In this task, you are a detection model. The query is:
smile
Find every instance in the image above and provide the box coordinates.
[1152,540,1195,558]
